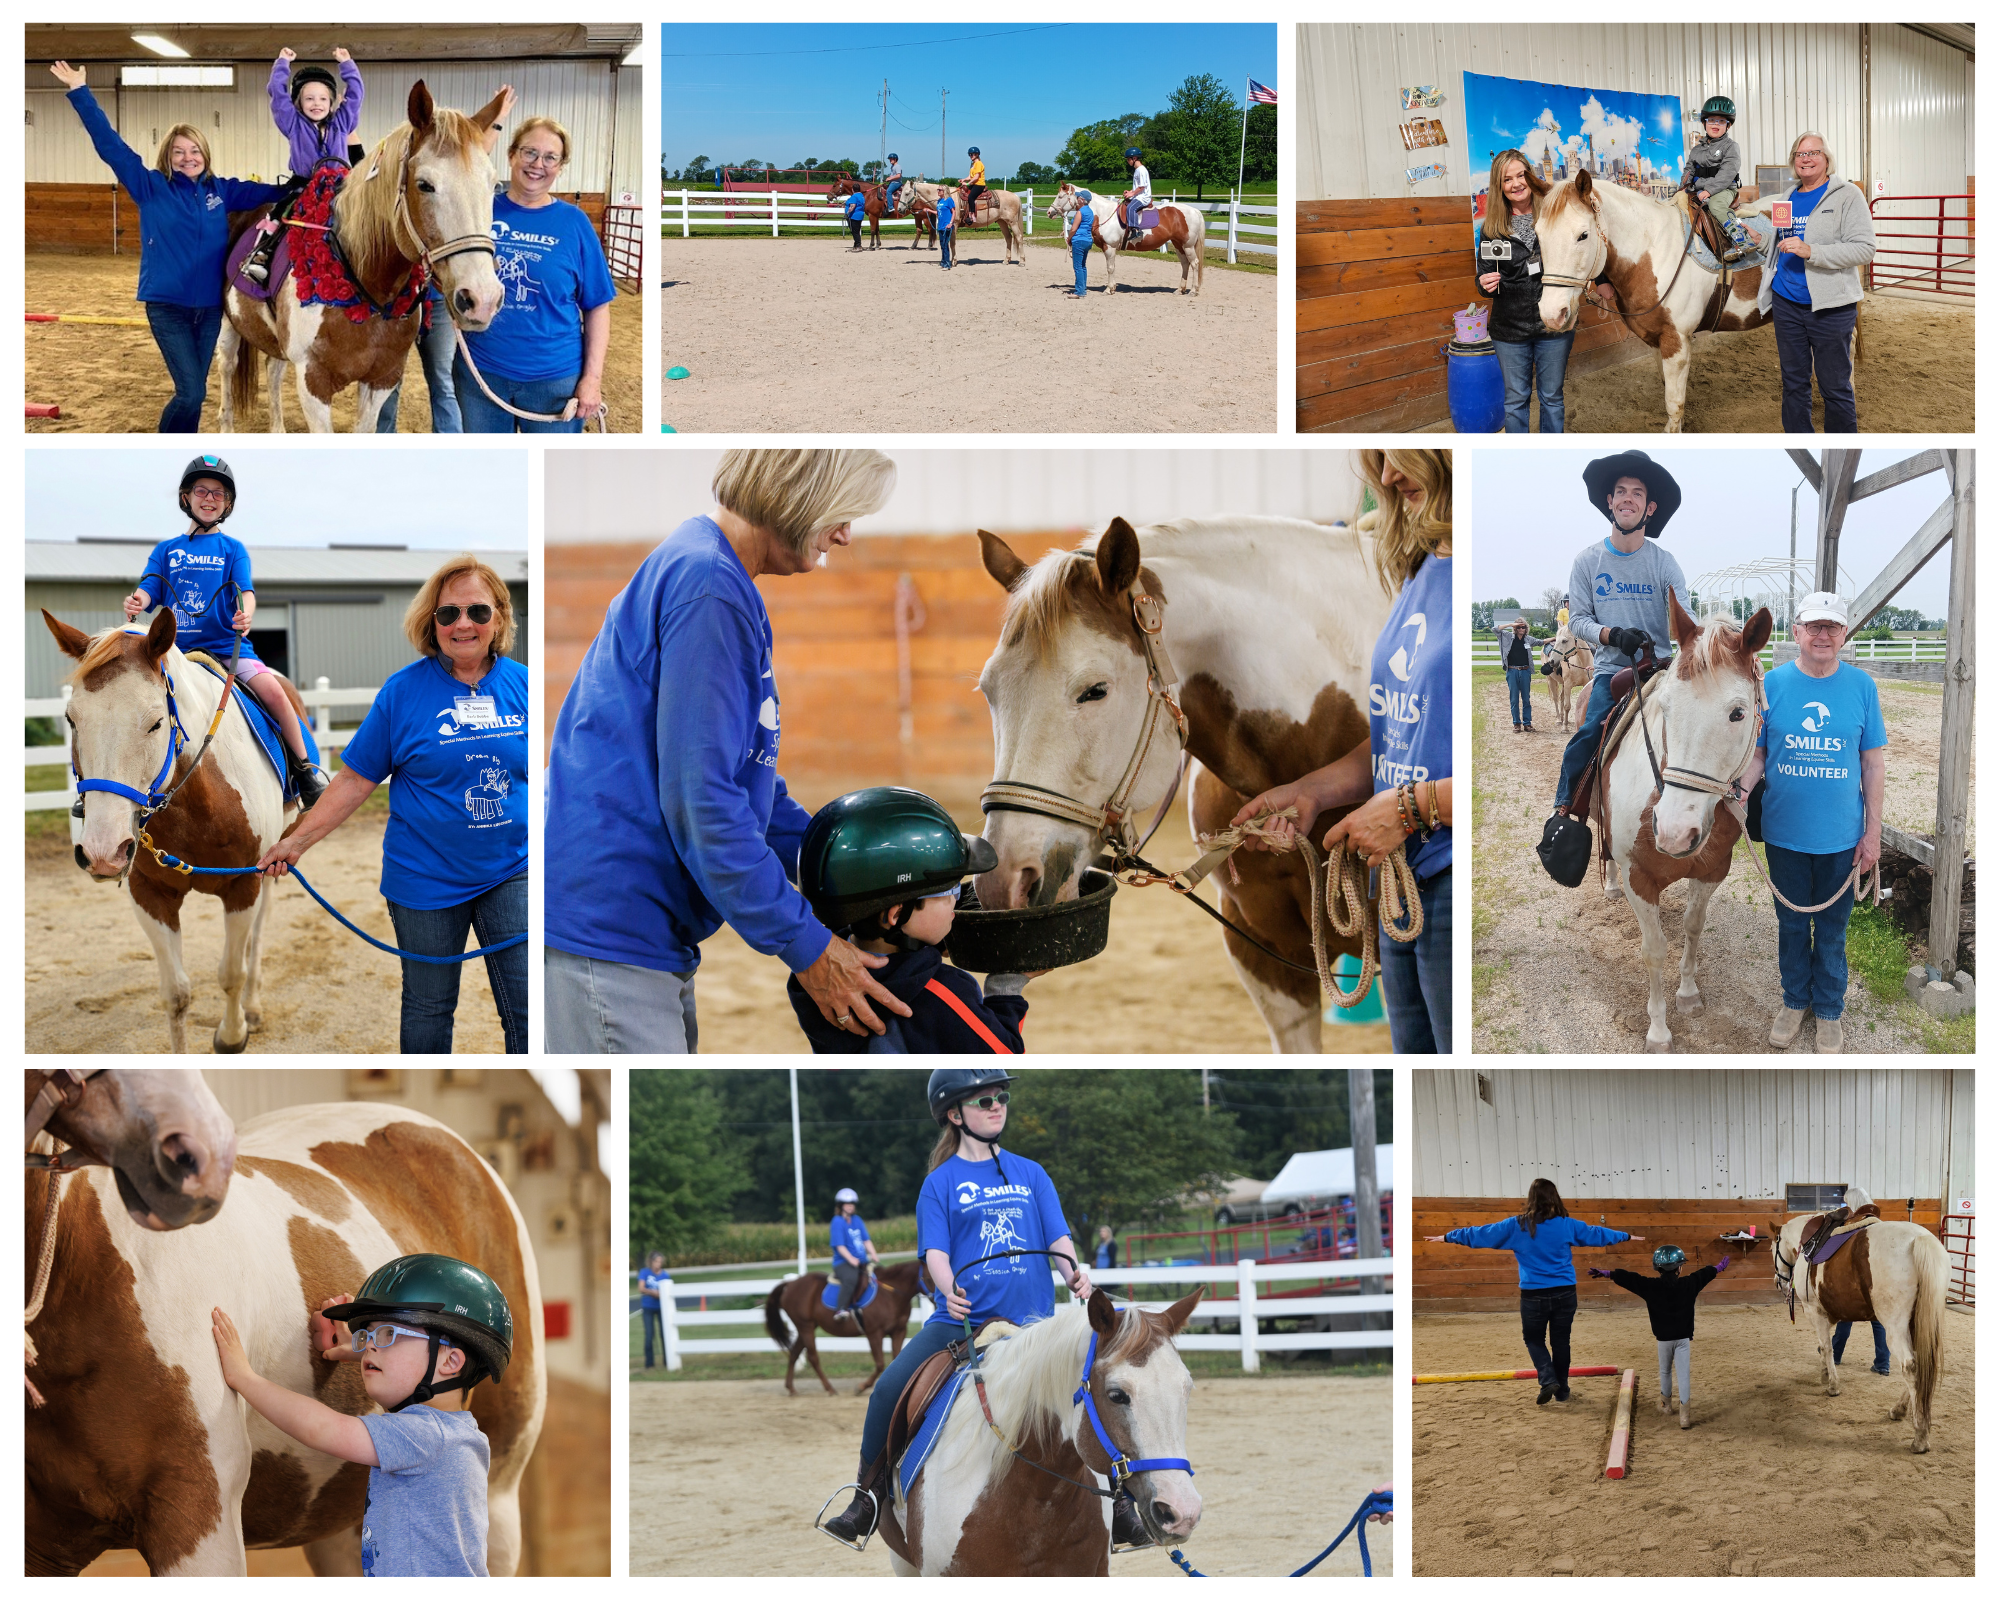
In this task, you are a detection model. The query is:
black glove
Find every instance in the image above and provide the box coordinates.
[1539,659,1558,676]
[1608,627,1652,658]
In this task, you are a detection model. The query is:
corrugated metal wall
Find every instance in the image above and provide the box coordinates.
[1414,1069,1972,1202]
[1300,24,1964,203]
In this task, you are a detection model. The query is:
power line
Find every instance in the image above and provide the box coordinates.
[664,24,1065,59]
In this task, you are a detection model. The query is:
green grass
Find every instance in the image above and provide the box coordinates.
[1844,901,1920,1004]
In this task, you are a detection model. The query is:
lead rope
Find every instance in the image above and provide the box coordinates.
[452,327,609,433]
[25,1155,67,1408]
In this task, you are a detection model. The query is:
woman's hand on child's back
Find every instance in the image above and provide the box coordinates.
[212,1306,254,1391]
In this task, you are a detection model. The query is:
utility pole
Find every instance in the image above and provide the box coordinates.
[941,87,949,181]
[879,78,888,179]
[1348,1071,1382,1262]
[789,1069,807,1278]
[1201,1068,1210,1114]
[1789,482,1800,635]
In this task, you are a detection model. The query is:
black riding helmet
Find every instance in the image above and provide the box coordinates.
[967,147,980,157]
[322,1253,514,1413]
[288,64,342,115]
[799,787,998,948]
[178,454,237,529]
[1582,450,1681,539]
[928,1068,1016,1179]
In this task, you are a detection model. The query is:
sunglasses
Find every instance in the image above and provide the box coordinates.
[967,1092,1010,1111]
[434,604,495,626]
[350,1323,450,1354]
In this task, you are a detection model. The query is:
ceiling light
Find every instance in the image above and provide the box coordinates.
[131,34,189,58]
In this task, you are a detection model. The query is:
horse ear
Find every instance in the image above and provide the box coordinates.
[407,80,436,137]
[1740,605,1774,657]
[978,530,1030,592]
[43,609,91,661]
[1087,1288,1118,1337]
[469,89,507,133]
[1667,586,1700,652]
[1576,168,1594,200]
[1160,1284,1206,1336]
[144,607,178,664]
[1096,518,1143,596]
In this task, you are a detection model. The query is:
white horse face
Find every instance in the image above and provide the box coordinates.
[1651,603,1769,857]
[1097,1340,1202,1541]
[1536,185,1604,333]
[65,628,175,879]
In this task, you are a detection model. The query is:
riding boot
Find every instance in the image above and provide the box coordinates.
[1111,1492,1155,1549]
[242,224,278,284]
[288,751,328,810]
[821,1450,889,1545]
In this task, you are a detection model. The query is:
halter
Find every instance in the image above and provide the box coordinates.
[25,1069,103,1162]
[332,125,497,319]
[71,665,191,817]
[1541,191,1698,321]
[1634,645,1766,807]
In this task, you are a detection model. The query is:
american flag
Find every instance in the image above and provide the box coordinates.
[1247,79,1278,106]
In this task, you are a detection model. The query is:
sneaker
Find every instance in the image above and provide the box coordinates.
[290,756,328,812]
[1536,1384,1554,1405]
[242,258,270,284]
[1770,1005,1807,1047]
[1816,1016,1844,1054]
[1721,245,1746,263]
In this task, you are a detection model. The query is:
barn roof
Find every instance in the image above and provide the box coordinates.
[27,542,528,586]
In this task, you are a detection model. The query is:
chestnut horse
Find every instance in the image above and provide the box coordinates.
[26,1073,547,1574]
[976,519,1392,1051]
[1046,183,1207,297]
[827,177,894,250]
[763,1258,925,1396]
[219,82,506,433]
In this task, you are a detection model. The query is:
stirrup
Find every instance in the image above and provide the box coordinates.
[815,1484,878,1553]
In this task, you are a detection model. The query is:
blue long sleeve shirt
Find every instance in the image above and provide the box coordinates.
[543,516,828,976]
[1444,1215,1632,1290]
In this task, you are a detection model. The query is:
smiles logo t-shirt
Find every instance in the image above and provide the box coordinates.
[916,1153,1068,1329]
[1755,658,1885,854]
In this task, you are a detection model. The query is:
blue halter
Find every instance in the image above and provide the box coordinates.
[72,666,189,815]
[1073,1328,1195,1489]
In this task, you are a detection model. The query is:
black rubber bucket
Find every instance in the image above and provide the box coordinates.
[946,869,1118,972]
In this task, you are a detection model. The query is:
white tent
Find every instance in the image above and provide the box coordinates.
[1262,1145,1395,1204]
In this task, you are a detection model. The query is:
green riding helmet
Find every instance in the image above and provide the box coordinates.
[323,1253,515,1411]
[1652,1245,1687,1271]
[799,786,999,934]
[1699,96,1736,125]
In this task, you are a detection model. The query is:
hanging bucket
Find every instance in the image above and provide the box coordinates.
[1444,339,1504,433]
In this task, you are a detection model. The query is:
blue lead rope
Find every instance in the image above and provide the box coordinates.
[1169,1488,1391,1578]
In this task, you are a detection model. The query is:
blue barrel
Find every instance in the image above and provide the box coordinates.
[1444,339,1504,433]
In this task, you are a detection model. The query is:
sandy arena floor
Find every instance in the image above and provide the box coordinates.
[1413,1304,1974,1576]
[25,252,641,434]
[661,235,1277,433]
[632,1374,1389,1577]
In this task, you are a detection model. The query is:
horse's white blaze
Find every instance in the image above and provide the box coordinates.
[1100,1352,1200,1535]
[411,144,503,329]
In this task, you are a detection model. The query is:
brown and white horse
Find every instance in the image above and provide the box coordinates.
[1535,168,1771,432]
[827,176,894,250]
[47,612,296,1055]
[1543,620,1593,731]
[976,518,1392,1052]
[899,177,1027,263]
[1595,591,1771,1051]
[26,1076,546,1575]
[764,1258,924,1397]
[1046,183,1207,297]
[1771,1212,1949,1453]
[884,1290,1203,1575]
[219,82,507,433]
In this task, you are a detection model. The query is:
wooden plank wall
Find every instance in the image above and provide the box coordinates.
[1297,196,1638,434]
[26,182,126,253]
[1414,1196,1946,1315]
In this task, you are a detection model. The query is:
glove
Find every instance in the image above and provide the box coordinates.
[1587,1267,1610,1279]
[1609,626,1652,658]
[1539,659,1558,676]
[1716,1255,1731,1272]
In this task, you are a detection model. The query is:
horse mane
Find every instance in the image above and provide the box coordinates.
[335,110,483,267]
[68,625,157,685]
[1673,613,1754,684]
[1000,549,1104,659]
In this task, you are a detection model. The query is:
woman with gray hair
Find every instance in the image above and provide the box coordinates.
[542,449,911,1052]
[1758,132,1876,433]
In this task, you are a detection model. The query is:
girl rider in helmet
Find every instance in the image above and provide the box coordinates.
[964,147,986,218]
[831,1186,880,1318]
[820,1070,1146,1550]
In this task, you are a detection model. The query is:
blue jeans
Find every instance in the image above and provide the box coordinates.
[1832,1319,1891,1373]
[543,947,697,1053]
[144,302,223,433]
[1071,230,1092,294]
[1766,841,1857,1018]
[453,354,584,434]
[1555,673,1619,810]
[383,873,527,1053]
[1506,665,1536,725]
[641,1303,665,1368]
[1379,865,1451,1053]
[1495,332,1575,433]
[1771,292,1858,433]
[376,305,461,433]
[939,227,955,268]
[859,1319,960,1466]
[1519,1286,1578,1390]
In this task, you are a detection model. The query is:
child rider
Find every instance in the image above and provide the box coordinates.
[1591,1244,1730,1430]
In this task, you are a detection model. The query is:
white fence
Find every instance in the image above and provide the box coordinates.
[25,679,380,811]
[645,1257,1390,1374]
[1471,636,1947,667]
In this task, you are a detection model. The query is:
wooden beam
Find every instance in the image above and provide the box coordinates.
[1930,451,1976,978]
[1787,451,1823,494]
[1815,452,1861,590]
[1849,450,1948,502]
[1881,824,1936,869]
[1847,495,1956,627]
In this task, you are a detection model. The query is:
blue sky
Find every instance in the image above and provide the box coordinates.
[661,23,1276,180]
[1465,71,1686,200]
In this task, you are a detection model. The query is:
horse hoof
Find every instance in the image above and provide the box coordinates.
[1677,994,1705,1015]
[1645,1036,1672,1054]
[212,1027,248,1056]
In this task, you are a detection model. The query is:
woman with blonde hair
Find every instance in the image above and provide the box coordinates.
[1229,449,1454,1051]
[256,555,528,1052]
[1473,148,1588,432]
[49,62,288,432]
[543,449,910,1053]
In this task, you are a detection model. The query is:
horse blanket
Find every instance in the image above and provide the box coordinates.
[183,651,321,804]
[822,1276,880,1313]
[898,1367,971,1499]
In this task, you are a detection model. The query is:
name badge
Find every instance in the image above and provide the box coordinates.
[455,695,498,724]
[1527,260,1541,276]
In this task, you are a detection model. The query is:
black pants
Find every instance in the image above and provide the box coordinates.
[1519,1285,1578,1388]
[847,219,863,247]
[1771,292,1858,433]
[833,1258,864,1310]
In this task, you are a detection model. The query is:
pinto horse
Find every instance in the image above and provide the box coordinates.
[1045,183,1207,297]
[1771,1211,1949,1453]
[882,1289,1203,1575]
[763,1258,924,1396]
[900,177,1027,264]
[976,518,1393,1052]
[1543,620,1594,731]
[1534,167,1772,432]
[827,177,894,249]
[219,82,506,433]
[1594,591,1771,1051]
[26,1076,546,1575]
[47,611,300,1055]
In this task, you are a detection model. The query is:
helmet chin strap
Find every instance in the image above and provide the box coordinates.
[953,1107,1009,1184]
[387,1335,475,1414]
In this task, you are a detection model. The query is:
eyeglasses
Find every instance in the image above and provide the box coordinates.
[517,149,565,170]
[1797,622,1843,637]
[350,1323,449,1354]
[968,1092,1010,1111]
[186,487,229,502]
[434,604,495,626]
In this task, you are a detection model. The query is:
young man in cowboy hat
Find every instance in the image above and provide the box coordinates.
[1502,616,1537,731]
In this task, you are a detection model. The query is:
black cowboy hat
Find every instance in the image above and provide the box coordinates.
[1582,450,1681,539]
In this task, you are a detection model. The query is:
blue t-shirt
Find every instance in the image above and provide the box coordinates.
[137,531,258,661]
[830,1214,871,1260]
[1075,193,1096,241]
[461,194,618,382]
[339,653,528,910]
[936,195,956,230]
[358,1406,490,1576]
[1369,552,1452,878]
[917,1152,1068,1330]
[1755,659,1886,854]
[844,191,866,221]
[638,1266,671,1308]
[1773,181,1830,305]
[1444,1215,1632,1291]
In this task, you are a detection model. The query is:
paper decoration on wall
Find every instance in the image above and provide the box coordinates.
[1399,118,1449,151]
[1401,85,1445,109]
[1406,161,1449,185]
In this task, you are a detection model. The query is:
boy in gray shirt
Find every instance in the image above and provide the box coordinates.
[1682,96,1757,262]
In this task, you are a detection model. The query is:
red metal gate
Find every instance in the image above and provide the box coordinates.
[601,204,643,289]
[1867,194,1974,296]
[1942,1213,1974,1306]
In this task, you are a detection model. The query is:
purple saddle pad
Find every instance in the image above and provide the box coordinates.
[1809,1228,1862,1265]
[225,223,293,302]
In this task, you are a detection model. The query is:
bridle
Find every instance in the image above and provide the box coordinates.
[328,125,497,319]
[1541,191,1698,322]
[26,1069,103,1164]
[1626,641,1766,814]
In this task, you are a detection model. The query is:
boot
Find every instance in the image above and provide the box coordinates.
[1770,1005,1807,1047]
[1816,1016,1844,1054]
[1659,1392,1671,1415]
[1721,217,1756,263]
[241,225,278,284]
[1111,1493,1155,1549]
[289,751,328,811]
[820,1452,888,1548]
[1679,1400,1692,1430]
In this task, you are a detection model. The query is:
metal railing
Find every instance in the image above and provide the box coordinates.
[1943,1213,1974,1306]
[601,203,644,288]
[1471,637,1946,667]
[1867,194,1973,297]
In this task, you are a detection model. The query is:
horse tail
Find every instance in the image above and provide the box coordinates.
[764,1283,795,1351]
[1910,1228,1946,1428]
[228,322,258,417]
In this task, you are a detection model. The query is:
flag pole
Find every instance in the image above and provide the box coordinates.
[1236,75,1250,199]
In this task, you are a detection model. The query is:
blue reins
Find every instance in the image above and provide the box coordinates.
[1168,1487,1393,1579]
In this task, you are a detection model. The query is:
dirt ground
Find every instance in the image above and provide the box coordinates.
[1472,672,1970,1054]
[25,252,641,434]
[683,801,1391,1054]
[660,236,1277,433]
[1413,1304,1975,1576]
[23,805,505,1054]
[1549,294,1973,434]
[632,1373,1389,1577]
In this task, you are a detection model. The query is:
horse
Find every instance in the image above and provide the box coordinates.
[900,176,1027,264]
[25,1072,548,1574]
[219,82,506,433]
[1045,183,1207,297]
[1594,590,1771,1051]
[894,185,940,251]
[764,1259,925,1397]
[1770,1210,1949,1453]
[1543,621,1594,731]
[881,1289,1203,1575]
[46,610,305,1055]
[1534,167,1773,432]
[827,176,894,250]
[975,518,1393,1052]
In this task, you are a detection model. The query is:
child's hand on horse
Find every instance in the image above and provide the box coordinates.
[1320,787,1409,868]
[211,1307,255,1390]
[313,1294,361,1360]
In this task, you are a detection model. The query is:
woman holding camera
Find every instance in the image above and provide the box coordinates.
[1474,149,1595,434]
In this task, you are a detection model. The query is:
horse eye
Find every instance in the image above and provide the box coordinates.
[148,719,163,733]
[1107,1388,1130,1406]
[1077,684,1108,705]
[1730,708,1745,722]
[417,179,436,194]
[1578,231,1589,241]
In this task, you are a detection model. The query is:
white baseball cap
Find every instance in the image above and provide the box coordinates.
[1794,591,1849,627]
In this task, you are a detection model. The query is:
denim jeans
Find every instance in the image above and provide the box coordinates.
[1555,673,1620,810]
[1766,841,1857,1018]
[1519,1285,1578,1389]
[544,946,697,1053]
[375,304,461,433]
[641,1304,665,1367]
[383,873,527,1054]
[939,227,955,268]
[1071,231,1093,294]
[453,353,584,434]
[1495,332,1576,433]
[1832,1319,1891,1373]
[144,302,223,433]
[1506,665,1536,725]
[859,1320,961,1465]
[1378,865,1451,1054]
[1771,292,1858,433]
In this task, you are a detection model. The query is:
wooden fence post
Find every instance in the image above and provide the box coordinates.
[1930,450,1976,978]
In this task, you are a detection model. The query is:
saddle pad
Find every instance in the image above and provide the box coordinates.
[1809,1217,1876,1265]
[224,225,293,302]
[1687,210,1777,273]
[898,1368,970,1501]
[821,1277,879,1313]
[181,652,321,804]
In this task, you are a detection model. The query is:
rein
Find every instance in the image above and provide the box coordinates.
[451,326,610,432]
[1170,1488,1392,1579]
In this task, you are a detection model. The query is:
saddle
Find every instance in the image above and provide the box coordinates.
[180,650,320,805]
[1672,188,1775,273]
[1674,190,1726,261]
[1118,200,1161,232]
[246,163,429,324]
[1801,1205,1880,1266]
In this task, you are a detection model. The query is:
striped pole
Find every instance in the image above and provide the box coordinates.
[1604,1368,1636,1478]
[1413,1365,1620,1385]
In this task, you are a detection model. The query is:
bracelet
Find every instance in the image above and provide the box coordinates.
[1427,779,1443,831]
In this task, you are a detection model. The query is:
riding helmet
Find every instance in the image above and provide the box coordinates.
[797,787,998,935]
[1582,450,1681,539]
[178,454,237,526]
[887,153,898,162]
[834,1187,860,1205]
[1652,1245,1687,1271]
[288,64,342,112]
[967,146,980,156]
[322,1253,514,1408]
[927,1067,1016,1126]
[1125,147,1143,159]
[1699,96,1737,125]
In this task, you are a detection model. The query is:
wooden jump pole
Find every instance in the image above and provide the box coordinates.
[1412,1365,1619,1384]
[1604,1368,1636,1478]
[25,404,61,419]
[25,314,150,328]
